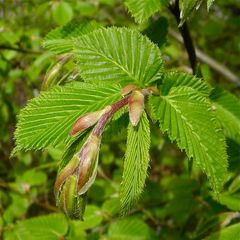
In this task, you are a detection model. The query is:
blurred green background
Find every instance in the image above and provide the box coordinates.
[1,0,240,239]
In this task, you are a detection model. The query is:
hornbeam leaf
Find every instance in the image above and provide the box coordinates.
[151,85,228,192]
[72,27,164,86]
[179,0,202,26]
[211,88,240,144]
[207,0,215,10]
[161,72,212,96]
[124,0,168,23]
[14,82,122,151]
[120,111,150,213]
[42,20,101,54]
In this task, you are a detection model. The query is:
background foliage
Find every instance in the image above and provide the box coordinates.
[1,0,240,239]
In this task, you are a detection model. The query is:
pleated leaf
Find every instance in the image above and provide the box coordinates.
[151,86,228,192]
[108,217,157,240]
[14,82,122,151]
[179,0,202,26]
[211,88,240,144]
[42,20,101,54]
[125,0,168,23]
[6,213,68,240]
[161,72,212,96]
[120,111,150,212]
[207,0,215,10]
[72,27,164,86]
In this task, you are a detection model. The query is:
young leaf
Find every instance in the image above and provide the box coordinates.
[43,20,101,54]
[204,222,240,240]
[4,213,68,240]
[14,82,122,151]
[161,72,212,96]
[179,0,202,26]
[108,217,157,240]
[72,27,164,86]
[120,111,150,212]
[207,0,215,10]
[124,0,167,23]
[211,89,240,144]
[52,1,73,26]
[151,86,228,193]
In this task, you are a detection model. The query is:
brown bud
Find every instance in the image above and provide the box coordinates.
[54,155,79,198]
[128,90,144,126]
[57,175,87,220]
[77,135,101,194]
[70,106,111,136]
[121,84,137,96]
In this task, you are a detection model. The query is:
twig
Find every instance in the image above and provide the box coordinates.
[0,45,42,54]
[169,28,240,86]
[169,1,197,74]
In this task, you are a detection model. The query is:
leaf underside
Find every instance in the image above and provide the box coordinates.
[120,111,150,213]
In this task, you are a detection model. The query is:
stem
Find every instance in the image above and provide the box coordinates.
[0,45,42,54]
[169,1,197,74]
[92,96,130,137]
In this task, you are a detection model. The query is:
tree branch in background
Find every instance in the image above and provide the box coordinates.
[0,45,42,54]
[169,28,240,87]
[169,1,197,74]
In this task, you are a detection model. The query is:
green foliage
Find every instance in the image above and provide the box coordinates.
[204,222,240,240]
[150,73,228,192]
[15,82,122,151]
[120,112,150,212]
[43,20,101,54]
[207,0,215,10]
[124,0,168,23]
[52,1,73,26]
[71,27,164,86]
[4,213,68,240]
[108,217,157,239]
[211,88,240,143]
[2,0,240,239]
[179,0,202,25]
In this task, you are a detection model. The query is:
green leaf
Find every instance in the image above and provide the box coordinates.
[14,82,122,151]
[179,0,202,26]
[151,85,228,192]
[4,213,68,240]
[125,0,168,23]
[207,0,215,10]
[72,27,164,86]
[211,89,240,144]
[43,20,101,54]
[120,111,150,212]
[108,217,157,240]
[204,223,240,240]
[52,1,73,26]
[161,72,212,96]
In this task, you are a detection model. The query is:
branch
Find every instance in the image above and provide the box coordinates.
[0,45,42,54]
[169,28,240,87]
[169,1,197,74]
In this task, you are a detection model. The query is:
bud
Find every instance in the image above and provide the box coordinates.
[70,106,111,136]
[77,135,101,194]
[121,84,137,96]
[128,90,144,126]
[57,176,87,220]
[54,134,101,219]
[54,155,79,198]
[42,54,71,90]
